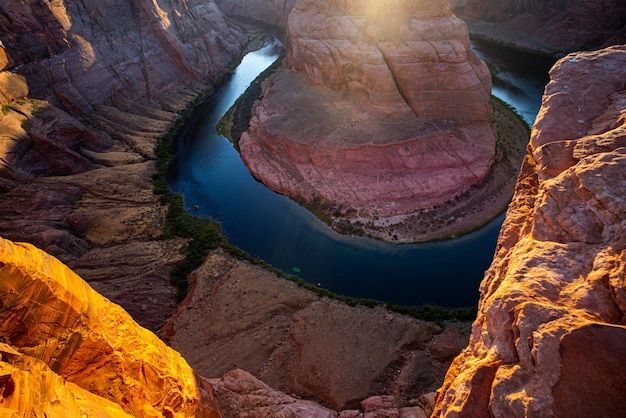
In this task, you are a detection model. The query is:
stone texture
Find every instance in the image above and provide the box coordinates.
[0,0,247,330]
[462,0,626,54]
[433,45,626,417]
[239,0,496,241]
[161,249,470,411]
[215,0,297,26]
[0,236,220,417]
[210,369,337,417]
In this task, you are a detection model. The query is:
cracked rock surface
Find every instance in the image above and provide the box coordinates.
[433,45,626,418]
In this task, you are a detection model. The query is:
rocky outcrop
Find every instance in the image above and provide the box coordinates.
[215,0,297,26]
[461,0,626,54]
[0,236,220,417]
[239,0,499,242]
[0,0,245,114]
[0,0,247,329]
[161,249,469,412]
[433,45,626,417]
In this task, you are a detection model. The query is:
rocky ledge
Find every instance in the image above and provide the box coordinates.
[433,45,626,417]
[238,0,503,242]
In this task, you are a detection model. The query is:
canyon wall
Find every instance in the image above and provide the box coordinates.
[461,0,626,54]
[239,0,500,242]
[0,0,246,329]
[214,0,297,26]
[433,45,626,417]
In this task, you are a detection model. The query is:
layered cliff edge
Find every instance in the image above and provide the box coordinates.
[0,0,246,330]
[433,45,626,417]
[458,0,626,55]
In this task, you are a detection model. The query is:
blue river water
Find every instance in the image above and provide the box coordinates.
[168,37,554,308]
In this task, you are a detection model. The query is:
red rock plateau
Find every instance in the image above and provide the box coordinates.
[434,45,626,417]
[459,0,626,55]
[239,0,497,241]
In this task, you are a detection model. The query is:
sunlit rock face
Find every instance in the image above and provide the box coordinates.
[239,0,495,240]
[433,45,626,417]
[0,236,219,417]
[462,0,626,54]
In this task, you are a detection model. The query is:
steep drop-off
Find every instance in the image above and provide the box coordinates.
[460,0,626,55]
[433,45,626,417]
[239,0,500,242]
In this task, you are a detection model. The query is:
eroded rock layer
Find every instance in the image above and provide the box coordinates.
[239,0,496,241]
[433,45,626,417]
[0,236,219,417]
[461,0,626,54]
[0,0,246,329]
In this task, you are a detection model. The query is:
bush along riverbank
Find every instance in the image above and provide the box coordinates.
[152,40,480,323]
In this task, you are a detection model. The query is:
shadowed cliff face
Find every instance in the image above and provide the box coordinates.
[461,0,626,54]
[0,0,246,329]
[215,0,297,26]
[433,45,626,417]
[0,0,245,113]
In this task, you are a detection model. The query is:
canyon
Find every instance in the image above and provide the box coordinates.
[1,0,625,416]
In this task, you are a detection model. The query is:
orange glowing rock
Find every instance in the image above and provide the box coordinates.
[0,236,218,417]
[433,45,626,417]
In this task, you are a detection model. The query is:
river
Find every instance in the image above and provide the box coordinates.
[168,36,554,308]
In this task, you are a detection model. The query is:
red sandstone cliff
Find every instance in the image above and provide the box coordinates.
[239,0,499,242]
[460,0,626,54]
[433,45,626,417]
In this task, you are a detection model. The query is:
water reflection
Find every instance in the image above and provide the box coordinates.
[169,37,552,308]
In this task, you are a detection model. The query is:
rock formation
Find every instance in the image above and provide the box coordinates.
[215,0,297,26]
[433,45,626,417]
[161,250,469,411]
[239,0,498,241]
[0,0,246,329]
[0,236,220,417]
[460,0,626,54]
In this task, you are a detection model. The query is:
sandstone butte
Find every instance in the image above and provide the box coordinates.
[458,0,626,55]
[433,45,626,417]
[238,0,498,242]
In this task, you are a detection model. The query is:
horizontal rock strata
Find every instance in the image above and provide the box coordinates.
[239,0,497,241]
[0,0,247,329]
[461,0,626,54]
[433,45,626,417]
